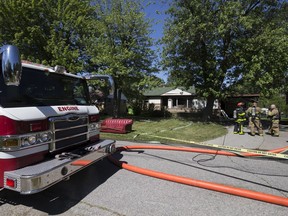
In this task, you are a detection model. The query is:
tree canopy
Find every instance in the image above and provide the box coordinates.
[0,0,160,110]
[2,0,287,118]
[0,0,95,72]
[85,0,160,100]
[162,0,288,120]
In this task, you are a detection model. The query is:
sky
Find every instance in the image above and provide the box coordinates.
[143,0,171,83]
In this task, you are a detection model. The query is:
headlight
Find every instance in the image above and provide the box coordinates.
[90,123,100,130]
[40,132,50,142]
[20,131,52,148]
[27,135,37,145]
[1,131,52,150]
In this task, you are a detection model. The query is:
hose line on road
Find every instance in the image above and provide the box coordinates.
[108,145,288,207]
[133,134,288,159]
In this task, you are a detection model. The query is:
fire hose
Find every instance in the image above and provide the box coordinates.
[107,145,288,207]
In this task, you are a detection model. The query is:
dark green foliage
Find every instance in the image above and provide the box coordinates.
[162,0,288,120]
[86,0,160,109]
[0,0,95,73]
[0,0,160,109]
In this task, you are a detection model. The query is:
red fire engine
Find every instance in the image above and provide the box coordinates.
[0,45,116,194]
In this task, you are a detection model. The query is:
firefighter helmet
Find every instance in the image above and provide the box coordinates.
[237,102,244,107]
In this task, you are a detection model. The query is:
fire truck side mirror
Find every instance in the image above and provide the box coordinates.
[0,45,22,86]
[85,74,115,96]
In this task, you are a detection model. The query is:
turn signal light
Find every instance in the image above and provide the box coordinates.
[0,116,49,135]
[0,138,19,149]
[89,114,99,123]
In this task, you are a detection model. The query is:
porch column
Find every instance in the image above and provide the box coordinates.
[168,98,172,108]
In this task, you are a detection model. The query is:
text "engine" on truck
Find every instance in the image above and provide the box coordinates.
[0,45,116,194]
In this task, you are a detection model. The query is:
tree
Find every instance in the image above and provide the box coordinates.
[162,0,288,121]
[0,0,160,116]
[260,93,287,117]
[0,0,96,73]
[86,0,158,116]
[0,0,50,60]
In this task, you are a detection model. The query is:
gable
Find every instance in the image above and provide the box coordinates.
[143,87,174,96]
[162,88,192,96]
[144,86,195,96]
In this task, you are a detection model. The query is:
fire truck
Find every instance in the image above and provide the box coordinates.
[0,45,116,194]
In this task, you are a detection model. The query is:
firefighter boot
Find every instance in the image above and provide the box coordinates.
[238,124,244,135]
[233,124,239,134]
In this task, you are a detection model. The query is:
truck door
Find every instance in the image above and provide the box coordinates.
[85,75,116,115]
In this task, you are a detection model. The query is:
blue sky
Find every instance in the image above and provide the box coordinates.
[143,0,171,83]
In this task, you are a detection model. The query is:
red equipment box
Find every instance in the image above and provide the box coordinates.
[100,118,133,134]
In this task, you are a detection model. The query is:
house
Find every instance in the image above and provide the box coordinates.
[143,87,219,113]
[221,94,260,117]
[144,87,259,117]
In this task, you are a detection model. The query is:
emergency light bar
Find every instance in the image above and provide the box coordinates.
[54,65,66,73]
[21,61,66,74]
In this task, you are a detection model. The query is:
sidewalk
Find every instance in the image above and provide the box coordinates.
[205,124,288,154]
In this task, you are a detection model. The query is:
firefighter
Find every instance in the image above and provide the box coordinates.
[245,101,263,136]
[128,106,134,115]
[233,102,246,135]
[267,104,280,137]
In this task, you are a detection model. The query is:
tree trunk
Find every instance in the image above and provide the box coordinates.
[112,84,118,118]
[116,88,122,117]
[202,96,215,122]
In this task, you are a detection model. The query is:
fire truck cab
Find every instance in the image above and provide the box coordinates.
[0,45,116,194]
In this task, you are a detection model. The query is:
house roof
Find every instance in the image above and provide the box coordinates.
[144,86,196,96]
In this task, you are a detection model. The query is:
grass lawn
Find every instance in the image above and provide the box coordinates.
[100,118,228,145]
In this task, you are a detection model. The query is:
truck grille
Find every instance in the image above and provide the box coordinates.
[49,114,88,151]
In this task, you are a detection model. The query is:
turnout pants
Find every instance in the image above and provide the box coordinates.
[269,120,280,136]
[249,118,263,135]
[234,120,244,134]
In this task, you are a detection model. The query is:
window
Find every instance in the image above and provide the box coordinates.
[0,67,90,107]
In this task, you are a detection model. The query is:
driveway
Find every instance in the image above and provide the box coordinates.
[0,125,287,215]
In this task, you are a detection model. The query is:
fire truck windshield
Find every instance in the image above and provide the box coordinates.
[0,67,90,107]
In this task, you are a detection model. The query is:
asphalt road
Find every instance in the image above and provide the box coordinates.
[0,125,288,216]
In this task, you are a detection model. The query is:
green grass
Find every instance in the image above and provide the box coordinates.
[100,118,228,145]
